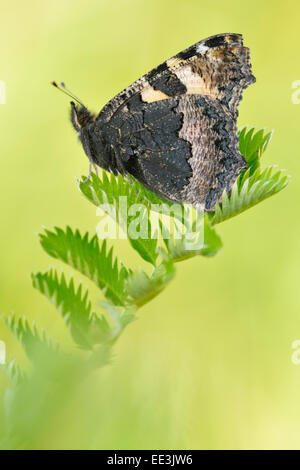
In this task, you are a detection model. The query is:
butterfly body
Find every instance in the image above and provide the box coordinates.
[70,33,255,211]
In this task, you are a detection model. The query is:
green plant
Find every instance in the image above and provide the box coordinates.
[0,127,289,449]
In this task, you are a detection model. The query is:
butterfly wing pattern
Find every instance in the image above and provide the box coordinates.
[80,33,256,211]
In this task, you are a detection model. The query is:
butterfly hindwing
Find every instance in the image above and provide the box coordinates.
[177,94,247,210]
[97,91,246,210]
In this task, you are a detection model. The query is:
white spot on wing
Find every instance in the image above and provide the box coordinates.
[196,44,209,54]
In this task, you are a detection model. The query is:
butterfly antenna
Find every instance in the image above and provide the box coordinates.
[51,81,86,108]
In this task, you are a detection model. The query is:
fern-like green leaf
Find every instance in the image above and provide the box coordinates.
[99,302,137,341]
[239,127,273,172]
[79,171,179,214]
[79,172,141,210]
[1,359,25,385]
[80,173,159,266]
[32,270,112,349]
[210,165,289,225]
[162,212,222,262]
[39,227,129,305]
[5,315,58,364]
[127,262,175,307]
[126,207,159,266]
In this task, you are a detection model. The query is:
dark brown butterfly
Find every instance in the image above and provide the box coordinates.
[53,33,255,211]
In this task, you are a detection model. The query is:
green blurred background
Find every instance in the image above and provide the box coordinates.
[1,0,300,450]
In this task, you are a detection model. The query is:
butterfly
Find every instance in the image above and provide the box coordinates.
[53,33,255,211]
